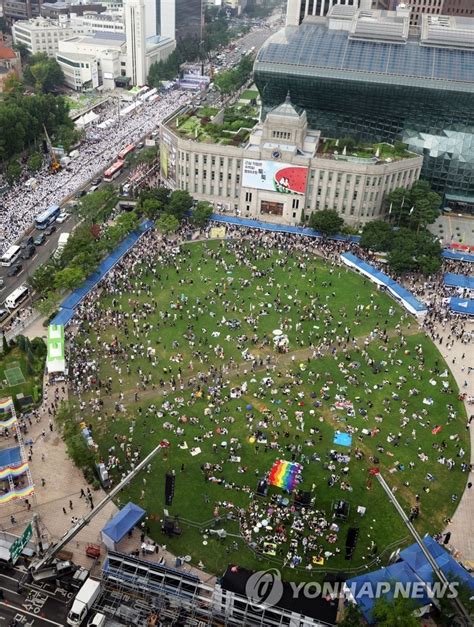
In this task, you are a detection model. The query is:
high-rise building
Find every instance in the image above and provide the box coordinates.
[376,0,474,24]
[155,0,203,42]
[286,0,371,26]
[124,0,147,84]
[254,6,474,212]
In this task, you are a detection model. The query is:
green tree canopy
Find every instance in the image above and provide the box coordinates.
[360,220,393,252]
[157,213,180,234]
[168,189,193,219]
[27,152,43,172]
[141,198,163,220]
[191,201,213,228]
[371,596,419,627]
[116,210,139,234]
[23,53,64,93]
[54,266,85,292]
[309,209,344,237]
[387,180,441,230]
[388,228,441,275]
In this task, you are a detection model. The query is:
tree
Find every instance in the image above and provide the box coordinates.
[54,266,85,292]
[27,152,43,172]
[2,73,24,96]
[191,201,213,228]
[371,596,419,627]
[13,42,30,63]
[387,180,441,229]
[78,188,115,223]
[360,220,393,252]
[6,161,21,184]
[168,189,193,219]
[157,213,180,234]
[23,54,64,92]
[29,264,56,295]
[309,209,344,237]
[388,227,441,276]
[338,603,365,627]
[136,147,157,165]
[116,210,139,234]
[141,198,163,220]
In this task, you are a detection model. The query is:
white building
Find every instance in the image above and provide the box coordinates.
[57,32,127,90]
[72,12,125,35]
[12,15,78,56]
[124,0,175,86]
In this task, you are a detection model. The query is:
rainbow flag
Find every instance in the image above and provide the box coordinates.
[0,462,29,480]
[0,415,17,429]
[268,460,302,492]
[0,484,34,504]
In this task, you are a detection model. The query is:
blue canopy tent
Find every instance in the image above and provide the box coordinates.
[449,298,474,316]
[0,446,22,468]
[346,536,474,623]
[444,273,474,290]
[442,250,474,263]
[101,502,145,550]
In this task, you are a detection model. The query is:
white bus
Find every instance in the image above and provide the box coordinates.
[0,245,21,267]
[5,284,29,311]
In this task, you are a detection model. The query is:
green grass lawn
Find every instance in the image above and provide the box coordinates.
[70,241,469,580]
[0,347,44,408]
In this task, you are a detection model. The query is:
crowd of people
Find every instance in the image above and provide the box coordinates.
[64,221,472,569]
[0,89,189,255]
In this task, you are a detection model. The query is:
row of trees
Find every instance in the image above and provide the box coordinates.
[360,181,443,275]
[213,54,254,94]
[307,181,442,276]
[32,186,214,315]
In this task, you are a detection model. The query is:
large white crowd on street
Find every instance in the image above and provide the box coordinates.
[0,89,189,254]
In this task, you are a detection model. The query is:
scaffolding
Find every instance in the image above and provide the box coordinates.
[93,552,333,627]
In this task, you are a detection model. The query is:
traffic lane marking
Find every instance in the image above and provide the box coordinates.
[0,600,63,626]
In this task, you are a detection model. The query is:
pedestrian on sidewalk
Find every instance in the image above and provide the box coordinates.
[69,500,73,510]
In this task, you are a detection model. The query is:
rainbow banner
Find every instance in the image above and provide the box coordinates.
[0,398,14,414]
[0,484,34,504]
[0,415,17,429]
[268,460,302,492]
[0,462,29,480]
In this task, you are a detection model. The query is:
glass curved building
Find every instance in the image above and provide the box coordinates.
[254,6,474,210]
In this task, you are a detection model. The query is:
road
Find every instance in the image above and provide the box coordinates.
[0,567,70,626]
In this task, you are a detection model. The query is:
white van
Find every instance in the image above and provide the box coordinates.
[87,612,106,627]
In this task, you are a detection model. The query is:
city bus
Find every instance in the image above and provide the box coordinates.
[118,144,135,160]
[104,160,124,182]
[35,204,61,230]
[5,284,29,311]
[0,245,21,267]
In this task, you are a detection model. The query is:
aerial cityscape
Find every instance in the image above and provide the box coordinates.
[0,0,472,624]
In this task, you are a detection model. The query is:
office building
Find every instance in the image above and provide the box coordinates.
[2,0,41,21]
[286,0,371,26]
[380,0,474,24]
[160,97,422,226]
[156,0,203,42]
[124,0,175,86]
[12,16,77,56]
[254,6,474,212]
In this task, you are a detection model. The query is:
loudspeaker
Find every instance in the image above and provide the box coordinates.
[256,479,268,497]
[165,471,175,506]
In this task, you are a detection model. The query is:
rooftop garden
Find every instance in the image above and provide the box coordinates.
[320,137,414,161]
[174,104,259,146]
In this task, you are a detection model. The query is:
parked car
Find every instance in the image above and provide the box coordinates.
[91,177,101,186]
[20,236,34,249]
[0,309,9,322]
[7,264,22,277]
[56,212,70,224]
[45,225,57,236]
[22,245,36,260]
[75,190,87,198]
[33,233,45,246]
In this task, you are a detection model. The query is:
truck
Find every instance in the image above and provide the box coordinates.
[67,578,101,626]
[53,232,70,259]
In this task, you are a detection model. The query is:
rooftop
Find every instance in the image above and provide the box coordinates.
[171,104,259,146]
[255,18,474,92]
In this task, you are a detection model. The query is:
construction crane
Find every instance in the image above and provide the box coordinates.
[43,124,61,173]
[31,441,165,574]
[374,470,472,627]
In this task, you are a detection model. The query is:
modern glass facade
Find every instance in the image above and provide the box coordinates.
[254,23,474,204]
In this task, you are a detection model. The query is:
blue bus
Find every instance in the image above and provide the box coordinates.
[35,205,60,230]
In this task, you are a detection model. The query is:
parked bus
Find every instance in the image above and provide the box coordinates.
[118,144,135,160]
[5,284,29,311]
[35,204,61,230]
[53,232,70,259]
[103,160,124,182]
[0,245,21,267]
